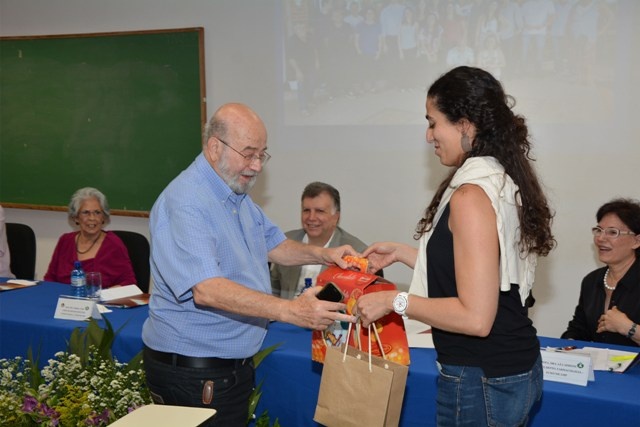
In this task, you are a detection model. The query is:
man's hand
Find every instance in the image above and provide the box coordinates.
[285,286,356,330]
[320,244,359,269]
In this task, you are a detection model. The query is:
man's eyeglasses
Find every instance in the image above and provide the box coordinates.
[591,226,636,238]
[79,210,104,217]
[216,137,271,166]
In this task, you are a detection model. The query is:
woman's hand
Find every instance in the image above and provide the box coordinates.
[362,242,417,272]
[597,306,630,335]
[354,290,396,328]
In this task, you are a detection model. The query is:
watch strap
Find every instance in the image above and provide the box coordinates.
[627,322,637,339]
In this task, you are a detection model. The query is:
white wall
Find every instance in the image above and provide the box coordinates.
[1,0,639,337]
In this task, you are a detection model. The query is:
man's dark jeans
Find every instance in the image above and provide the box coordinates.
[143,349,255,427]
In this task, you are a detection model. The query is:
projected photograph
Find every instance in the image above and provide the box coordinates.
[281,0,621,126]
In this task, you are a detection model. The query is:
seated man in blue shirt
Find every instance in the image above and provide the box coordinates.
[142,103,358,427]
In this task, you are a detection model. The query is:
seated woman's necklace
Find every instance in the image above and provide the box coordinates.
[603,268,616,291]
[76,232,102,254]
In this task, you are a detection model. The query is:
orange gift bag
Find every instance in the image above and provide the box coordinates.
[311,266,410,366]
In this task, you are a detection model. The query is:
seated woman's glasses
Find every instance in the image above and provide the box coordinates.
[79,210,103,217]
[591,226,636,238]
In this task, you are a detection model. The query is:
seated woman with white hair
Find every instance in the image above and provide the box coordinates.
[44,187,136,288]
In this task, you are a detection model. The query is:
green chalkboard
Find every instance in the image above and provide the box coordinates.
[0,28,205,216]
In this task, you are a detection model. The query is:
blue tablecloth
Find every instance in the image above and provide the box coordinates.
[257,322,640,426]
[0,281,148,364]
[2,281,639,426]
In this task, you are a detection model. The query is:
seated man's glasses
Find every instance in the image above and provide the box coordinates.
[216,137,271,166]
[591,226,636,238]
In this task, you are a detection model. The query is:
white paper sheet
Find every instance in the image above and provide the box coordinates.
[100,284,143,301]
[6,279,38,286]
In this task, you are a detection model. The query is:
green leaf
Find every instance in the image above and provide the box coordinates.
[26,347,44,389]
[246,342,282,426]
[253,342,282,368]
[125,350,144,371]
[247,378,264,417]
[67,326,88,364]
[88,317,114,360]
[66,317,134,367]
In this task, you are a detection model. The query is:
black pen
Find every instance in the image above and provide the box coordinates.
[608,362,622,372]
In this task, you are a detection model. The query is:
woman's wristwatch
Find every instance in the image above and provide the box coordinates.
[627,322,637,339]
[393,292,409,318]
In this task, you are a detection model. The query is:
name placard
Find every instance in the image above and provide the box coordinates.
[54,296,102,321]
[540,349,594,386]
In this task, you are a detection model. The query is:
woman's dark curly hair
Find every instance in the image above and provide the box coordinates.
[415,66,555,256]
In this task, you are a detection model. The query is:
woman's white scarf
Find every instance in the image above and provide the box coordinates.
[407,156,537,330]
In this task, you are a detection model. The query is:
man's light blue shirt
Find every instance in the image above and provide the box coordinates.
[142,153,286,358]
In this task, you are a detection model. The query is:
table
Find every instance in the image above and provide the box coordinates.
[256,322,640,427]
[0,281,148,364]
[3,283,639,426]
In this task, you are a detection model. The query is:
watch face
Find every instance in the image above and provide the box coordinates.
[394,294,407,312]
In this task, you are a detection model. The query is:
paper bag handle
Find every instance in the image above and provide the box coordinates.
[343,322,353,361]
[343,322,387,372]
[351,320,387,358]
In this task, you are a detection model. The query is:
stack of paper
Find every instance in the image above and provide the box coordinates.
[99,284,149,308]
[0,279,39,291]
[581,347,640,373]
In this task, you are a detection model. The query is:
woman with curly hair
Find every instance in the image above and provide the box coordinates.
[355,66,555,426]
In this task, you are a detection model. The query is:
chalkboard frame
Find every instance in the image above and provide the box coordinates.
[0,28,206,217]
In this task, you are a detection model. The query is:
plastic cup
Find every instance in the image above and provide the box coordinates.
[86,272,102,300]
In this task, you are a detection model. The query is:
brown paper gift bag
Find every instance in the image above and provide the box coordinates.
[314,324,409,427]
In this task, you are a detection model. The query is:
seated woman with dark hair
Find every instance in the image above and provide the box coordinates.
[562,198,640,346]
[44,187,136,288]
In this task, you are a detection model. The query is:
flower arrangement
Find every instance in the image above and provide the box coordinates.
[0,318,151,426]
[1,318,282,426]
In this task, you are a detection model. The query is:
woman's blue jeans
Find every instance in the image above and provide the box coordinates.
[436,356,542,427]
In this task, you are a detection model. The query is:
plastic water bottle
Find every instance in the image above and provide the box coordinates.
[70,260,87,298]
[296,277,313,297]
[303,277,313,292]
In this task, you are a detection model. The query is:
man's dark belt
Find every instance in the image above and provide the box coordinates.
[144,346,250,369]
